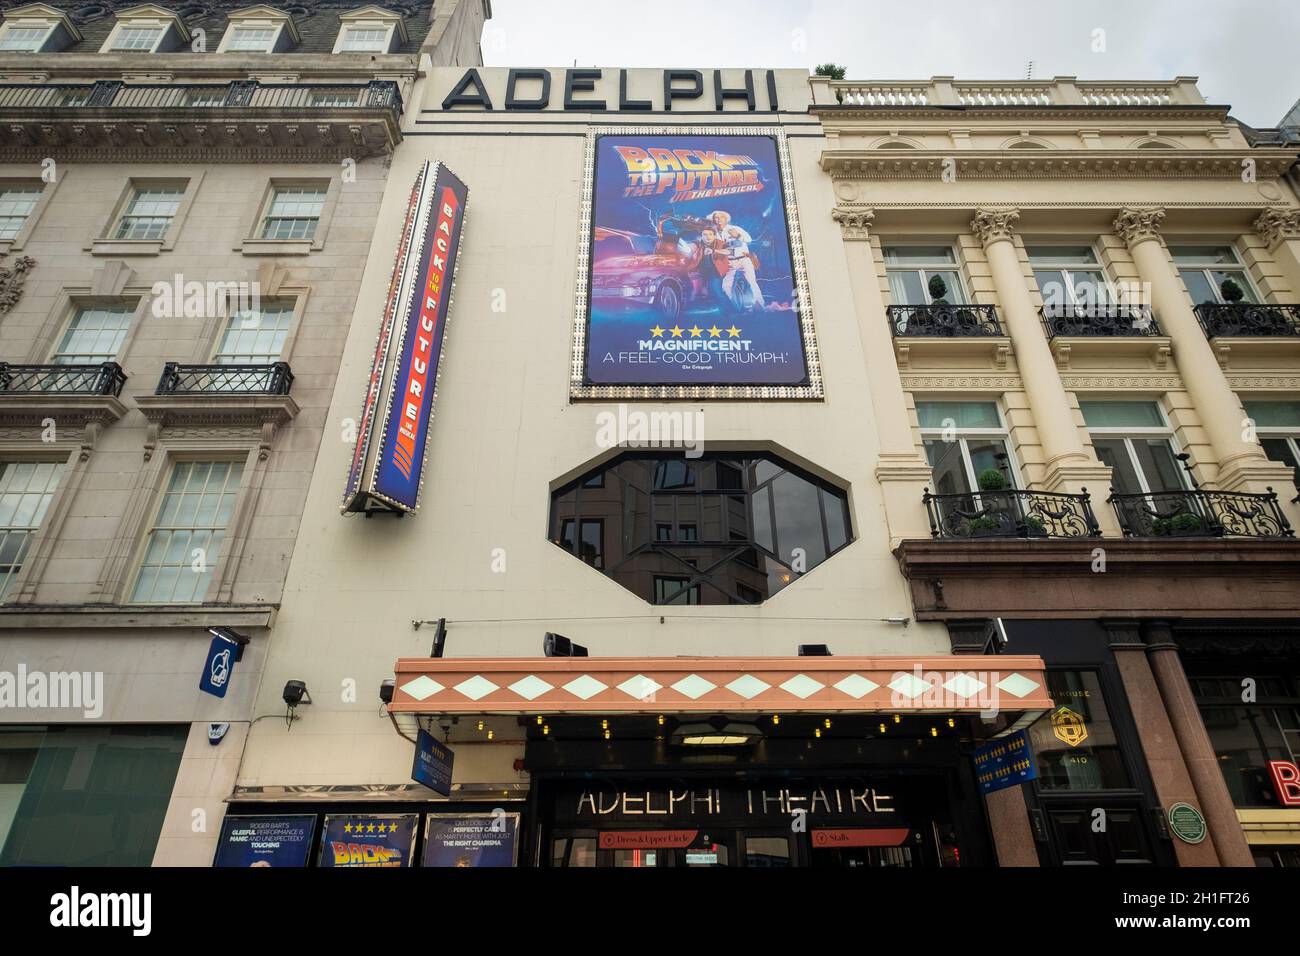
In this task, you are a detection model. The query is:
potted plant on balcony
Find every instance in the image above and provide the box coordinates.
[1220,277,1245,303]
[969,467,1014,536]
[928,274,950,305]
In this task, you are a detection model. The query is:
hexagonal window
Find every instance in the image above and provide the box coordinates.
[548,452,853,605]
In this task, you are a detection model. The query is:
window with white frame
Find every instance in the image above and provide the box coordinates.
[1244,400,1300,491]
[883,245,966,305]
[917,400,1019,494]
[260,185,327,240]
[51,304,136,364]
[1028,245,1114,314]
[213,300,293,363]
[1170,245,1259,305]
[0,24,54,52]
[0,461,64,603]
[1081,401,1188,495]
[109,25,164,51]
[114,184,185,241]
[223,24,277,51]
[130,460,244,604]
[0,185,41,241]
[338,26,389,52]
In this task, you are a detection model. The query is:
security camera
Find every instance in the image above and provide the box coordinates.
[283,680,311,707]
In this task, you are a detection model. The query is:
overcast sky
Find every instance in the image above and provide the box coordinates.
[483,0,1300,127]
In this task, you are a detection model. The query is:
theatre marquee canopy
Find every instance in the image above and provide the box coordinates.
[390,656,1053,717]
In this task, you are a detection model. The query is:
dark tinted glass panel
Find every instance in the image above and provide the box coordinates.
[1029,671,1133,791]
[550,454,851,605]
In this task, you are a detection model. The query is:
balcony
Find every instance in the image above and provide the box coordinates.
[0,361,125,396]
[156,362,293,396]
[1194,303,1300,369]
[1039,305,1171,370]
[0,361,128,436]
[0,79,404,162]
[887,304,1008,369]
[1109,489,1294,539]
[922,488,1101,540]
[135,362,297,456]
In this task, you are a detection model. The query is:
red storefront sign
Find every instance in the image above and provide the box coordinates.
[811,828,910,848]
[1268,760,1300,807]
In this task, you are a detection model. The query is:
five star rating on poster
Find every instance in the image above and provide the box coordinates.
[649,324,744,339]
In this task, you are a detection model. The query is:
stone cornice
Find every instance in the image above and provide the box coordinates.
[970,207,1019,246]
[894,537,1300,620]
[0,603,277,629]
[831,205,874,240]
[1253,207,1300,248]
[820,148,1298,181]
[1113,206,1166,247]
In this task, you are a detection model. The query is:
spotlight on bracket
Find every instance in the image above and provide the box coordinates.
[544,632,588,657]
[798,644,832,657]
[379,678,395,705]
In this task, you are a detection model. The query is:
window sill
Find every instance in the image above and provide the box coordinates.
[238,239,314,256]
[90,238,164,256]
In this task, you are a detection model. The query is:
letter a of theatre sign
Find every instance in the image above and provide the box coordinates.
[343,161,468,514]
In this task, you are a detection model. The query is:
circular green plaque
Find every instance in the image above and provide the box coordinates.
[1167,802,1207,844]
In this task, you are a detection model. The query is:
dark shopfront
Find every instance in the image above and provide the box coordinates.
[522,715,995,868]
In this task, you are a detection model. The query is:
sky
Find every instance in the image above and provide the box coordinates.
[483,0,1300,127]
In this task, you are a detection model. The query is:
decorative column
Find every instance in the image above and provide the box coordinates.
[1102,620,1220,865]
[833,206,934,543]
[946,620,1041,867]
[1115,208,1291,495]
[971,209,1112,500]
[1141,621,1255,866]
[1253,208,1300,305]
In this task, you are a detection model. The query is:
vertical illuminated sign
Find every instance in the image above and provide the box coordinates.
[342,161,468,514]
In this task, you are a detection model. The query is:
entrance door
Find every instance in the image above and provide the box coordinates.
[1043,805,1158,865]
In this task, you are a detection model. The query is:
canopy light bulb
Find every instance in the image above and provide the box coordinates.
[476,720,484,732]
[814,728,822,739]
[893,714,901,724]
[947,718,955,728]
[879,723,887,734]
[487,729,494,740]
[824,718,832,729]
[772,714,780,725]
[930,726,938,737]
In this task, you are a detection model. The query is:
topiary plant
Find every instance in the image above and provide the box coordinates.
[928,274,949,305]
[977,468,1007,491]
[967,516,1000,534]
[1220,277,1245,303]
[1024,515,1047,536]
[1170,512,1204,533]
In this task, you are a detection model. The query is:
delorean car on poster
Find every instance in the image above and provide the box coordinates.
[575,129,819,398]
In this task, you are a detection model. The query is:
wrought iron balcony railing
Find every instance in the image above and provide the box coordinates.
[1039,305,1161,338]
[887,304,1003,337]
[1194,303,1300,338]
[0,361,126,396]
[156,362,293,396]
[0,79,403,115]
[1109,489,1295,539]
[923,488,1102,539]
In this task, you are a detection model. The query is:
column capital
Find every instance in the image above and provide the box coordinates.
[1113,207,1167,248]
[1253,207,1300,249]
[970,207,1020,247]
[831,205,874,240]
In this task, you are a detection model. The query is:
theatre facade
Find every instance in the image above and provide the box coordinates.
[223,67,1300,868]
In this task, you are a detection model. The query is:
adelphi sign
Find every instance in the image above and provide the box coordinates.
[440,68,784,112]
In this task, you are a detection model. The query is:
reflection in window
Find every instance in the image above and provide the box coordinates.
[1028,670,1133,791]
[1190,670,1300,808]
[549,453,852,605]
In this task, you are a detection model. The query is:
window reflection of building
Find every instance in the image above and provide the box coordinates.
[1188,669,1300,808]
[1028,670,1132,791]
[549,454,852,605]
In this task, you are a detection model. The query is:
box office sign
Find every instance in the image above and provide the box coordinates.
[972,729,1039,796]
[342,160,468,514]
[319,814,419,867]
[571,128,821,400]
[411,728,454,797]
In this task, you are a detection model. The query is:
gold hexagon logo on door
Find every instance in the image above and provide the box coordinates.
[1051,706,1089,747]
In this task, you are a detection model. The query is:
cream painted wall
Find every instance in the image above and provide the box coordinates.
[238,69,948,790]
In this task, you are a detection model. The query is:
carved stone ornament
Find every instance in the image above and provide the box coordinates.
[831,206,874,240]
[1113,207,1167,247]
[1253,207,1300,248]
[0,255,35,315]
[970,208,1020,246]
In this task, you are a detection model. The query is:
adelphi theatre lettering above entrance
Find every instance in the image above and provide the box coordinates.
[572,783,898,821]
